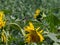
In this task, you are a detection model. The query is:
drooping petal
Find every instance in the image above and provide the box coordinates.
[36,27,40,31]
[39,30,43,33]
[25,34,31,43]
[37,32,44,42]
[24,26,33,32]
[24,22,34,32]
[29,22,34,30]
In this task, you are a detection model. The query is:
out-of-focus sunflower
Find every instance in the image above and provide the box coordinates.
[34,9,41,19]
[0,11,6,29]
[34,9,46,22]
[24,22,44,43]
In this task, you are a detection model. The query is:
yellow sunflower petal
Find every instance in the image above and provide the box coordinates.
[24,22,34,32]
[39,30,43,33]
[37,32,44,42]
[29,22,34,30]
[24,26,32,32]
[25,35,31,43]
[36,27,40,31]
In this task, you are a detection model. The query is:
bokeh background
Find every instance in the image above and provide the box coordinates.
[0,0,60,45]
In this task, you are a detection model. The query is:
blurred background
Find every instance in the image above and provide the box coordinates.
[0,0,60,45]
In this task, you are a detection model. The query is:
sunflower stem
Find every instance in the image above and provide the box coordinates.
[9,23,25,36]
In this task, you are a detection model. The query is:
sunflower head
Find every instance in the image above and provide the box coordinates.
[35,9,40,14]
[34,9,40,19]
[24,22,44,43]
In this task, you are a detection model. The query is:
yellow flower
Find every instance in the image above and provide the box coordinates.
[34,9,40,18]
[35,9,40,14]
[1,30,7,43]
[0,11,6,29]
[0,20,5,28]
[24,22,44,43]
[24,22,34,32]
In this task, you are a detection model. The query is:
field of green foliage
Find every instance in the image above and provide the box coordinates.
[0,0,60,45]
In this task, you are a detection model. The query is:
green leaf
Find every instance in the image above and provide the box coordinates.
[46,14,60,32]
[53,42,60,45]
[47,33,58,42]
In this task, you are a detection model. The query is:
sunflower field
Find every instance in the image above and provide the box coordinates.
[0,0,60,45]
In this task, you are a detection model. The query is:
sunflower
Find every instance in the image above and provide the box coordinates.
[24,22,44,43]
[34,9,40,19]
[0,11,6,29]
[0,21,5,28]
